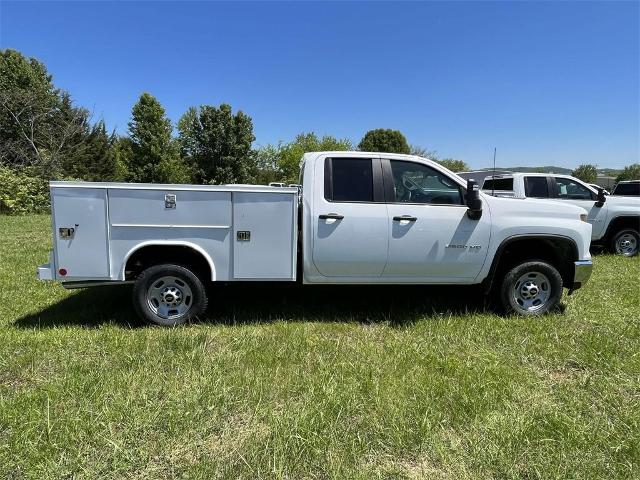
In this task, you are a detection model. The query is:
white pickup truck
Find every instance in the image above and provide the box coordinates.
[38,152,594,325]
[481,173,640,256]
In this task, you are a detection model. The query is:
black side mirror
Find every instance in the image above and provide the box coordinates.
[595,187,606,207]
[466,179,483,220]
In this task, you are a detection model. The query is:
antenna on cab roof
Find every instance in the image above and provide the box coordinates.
[492,147,497,197]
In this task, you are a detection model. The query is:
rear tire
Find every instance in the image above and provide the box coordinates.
[499,261,563,316]
[610,229,639,257]
[133,264,208,326]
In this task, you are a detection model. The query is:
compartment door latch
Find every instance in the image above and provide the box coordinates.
[164,194,176,209]
[237,231,251,241]
[59,227,76,239]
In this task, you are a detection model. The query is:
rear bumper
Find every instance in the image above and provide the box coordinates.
[37,263,53,281]
[570,259,593,292]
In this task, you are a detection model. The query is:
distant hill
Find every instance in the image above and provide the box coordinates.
[597,168,622,177]
[472,166,622,177]
[473,166,573,174]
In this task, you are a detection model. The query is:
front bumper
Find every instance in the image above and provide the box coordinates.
[570,260,593,292]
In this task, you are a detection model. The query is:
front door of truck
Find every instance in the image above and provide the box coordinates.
[550,176,608,239]
[382,159,491,280]
[312,157,389,277]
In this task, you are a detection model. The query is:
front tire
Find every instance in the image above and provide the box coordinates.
[133,264,208,326]
[499,261,563,316]
[610,229,639,257]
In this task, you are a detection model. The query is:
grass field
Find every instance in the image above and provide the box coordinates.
[0,215,638,479]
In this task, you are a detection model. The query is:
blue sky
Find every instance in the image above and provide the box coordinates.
[1,1,638,169]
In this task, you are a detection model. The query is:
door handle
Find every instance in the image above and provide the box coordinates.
[393,215,417,222]
[319,213,344,220]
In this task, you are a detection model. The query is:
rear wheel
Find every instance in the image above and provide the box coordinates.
[610,229,639,257]
[133,264,208,326]
[499,261,563,316]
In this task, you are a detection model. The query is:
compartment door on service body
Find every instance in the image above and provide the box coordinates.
[311,157,388,277]
[51,187,110,279]
[382,159,490,280]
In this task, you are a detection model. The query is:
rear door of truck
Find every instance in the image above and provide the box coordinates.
[311,156,389,277]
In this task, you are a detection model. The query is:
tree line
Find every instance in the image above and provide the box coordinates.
[571,163,640,185]
[1,48,637,213]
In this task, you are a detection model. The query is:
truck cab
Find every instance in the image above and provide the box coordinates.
[39,152,595,325]
[482,172,640,256]
[301,152,492,283]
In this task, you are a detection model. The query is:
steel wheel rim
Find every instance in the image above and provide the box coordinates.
[512,271,551,312]
[615,233,638,256]
[146,276,193,319]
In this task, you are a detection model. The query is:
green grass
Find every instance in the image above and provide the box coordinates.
[0,214,638,479]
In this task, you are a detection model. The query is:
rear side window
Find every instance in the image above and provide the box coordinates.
[524,176,549,198]
[325,158,373,202]
[613,183,640,196]
[483,178,513,191]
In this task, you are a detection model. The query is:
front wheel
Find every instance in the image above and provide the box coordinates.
[133,264,208,326]
[499,261,563,316]
[610,229,639,257]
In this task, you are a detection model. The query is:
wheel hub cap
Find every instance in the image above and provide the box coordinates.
[146,276,193,319]
[160,286,182,306]
[616,233,637,256]
[512,271,551,312]
[521,282,539,299]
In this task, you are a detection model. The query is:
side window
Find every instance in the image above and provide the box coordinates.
[389,160,463,205]
[555,177,594,200]
[613,183,640,196]
[524,176,550,198]
[325,158,373,202]
[483,177,513,192]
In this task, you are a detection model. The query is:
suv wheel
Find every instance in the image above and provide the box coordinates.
[500,261,563,316]
[610,229,639,257]
[133,264,208,326]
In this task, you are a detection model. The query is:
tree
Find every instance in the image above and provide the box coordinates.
[437,158,469,173]
[0,51,93,177]
[277,132,353,184]
[0,49,118,181]
[0,48,58,169]
[253,143,283,185]
[572,164,598,184]
[127,92,187,183]
[176,106,199,161]
[358,129,410,154]
[112,137,134,181]
[409,144,438,160]
[63,120,118,181]
[178,103,255,184]
[616,163,640,183]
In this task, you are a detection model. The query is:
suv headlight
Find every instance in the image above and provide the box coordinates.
[580,213,588,222]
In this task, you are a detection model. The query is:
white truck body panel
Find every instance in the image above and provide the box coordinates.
[48,181,298,283]
[40,154,593,294]
[300,152,592,285]
[481,173,640,241]
[52,188,110,279]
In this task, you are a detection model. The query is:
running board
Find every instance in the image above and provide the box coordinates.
[62,280,134,290]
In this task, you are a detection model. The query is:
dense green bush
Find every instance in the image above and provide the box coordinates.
[358,129,410,154]
[0,167,50,215]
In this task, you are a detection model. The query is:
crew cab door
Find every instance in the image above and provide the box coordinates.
[311,156,389,277]
[550,176,608,239]
[382,159,490,280]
